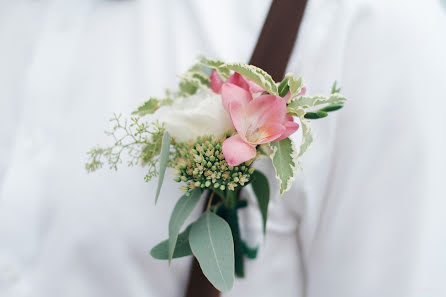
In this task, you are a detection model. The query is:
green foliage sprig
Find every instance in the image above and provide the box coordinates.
[86,114,165,181]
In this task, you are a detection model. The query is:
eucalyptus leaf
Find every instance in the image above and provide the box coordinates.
[150,225,193,260]
[269,138,299,194]
[155,131,170,204]
[168,188,202,262]
[189,211,234,292]
[251,170,270,233]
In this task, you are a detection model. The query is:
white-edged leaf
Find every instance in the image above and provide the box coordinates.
[285,73,303,102]
[198,56,231,79]
[298,118,313,157]
[168,189,201,262]
[155,131,170,204]
[222,63,278,95]
[287,93,347,116]
[250,170,270,234]
[269,137,299,195]
[189,211,234,292]
[151,225,193,260]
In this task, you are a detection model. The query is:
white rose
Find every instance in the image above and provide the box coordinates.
[157,88,235,142]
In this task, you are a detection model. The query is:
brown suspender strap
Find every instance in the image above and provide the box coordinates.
[184,1,307,296]
[249,0,308,81]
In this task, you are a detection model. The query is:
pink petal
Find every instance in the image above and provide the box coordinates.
[276,119,299,141]
[228,73,250,92]
[245,95,286,127]
[228,72,264,94]
[228,101,248,142]
[252,122,286,144]
[221,83,252,112]
[210,69,224,94]
[222,134,257,166]
[245,79,264,93]
[229,95,287,145]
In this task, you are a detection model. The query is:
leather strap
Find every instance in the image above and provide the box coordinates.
[184,1,307,296]
[249,0,308,81]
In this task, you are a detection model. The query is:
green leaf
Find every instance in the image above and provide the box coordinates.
[178,79,198,96]
[304,111,328,119]
[189,211,234,292]
[132,97,173,116]
[168,188,202,262]
[241,241,258,259]
[331,80,341,94]
[319,104,344,112]
[269,138,298,194]
[299,119,313,157]
[222,63,278,95]
[150,225,193,260]
[198,56,231,79]
[132,98,159,116]
[155,131,170,204]
[250,170,270,234]
[224,189,237,209]
[278,77,290,97]
[287,94,347,117]
[285,74,304,102]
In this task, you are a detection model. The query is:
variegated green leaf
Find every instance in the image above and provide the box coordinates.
[221,63,278,95]
[298,118,313,157]
[287,94,346,115]
[269,137,298,194]
[285,73,303,102]
[198,56,231,79]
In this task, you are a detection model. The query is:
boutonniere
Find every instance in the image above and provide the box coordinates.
[86,57,347,292]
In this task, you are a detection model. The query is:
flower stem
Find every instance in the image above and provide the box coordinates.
[206,191,215,211]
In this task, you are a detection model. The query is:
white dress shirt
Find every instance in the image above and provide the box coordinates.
[1,0,445,297]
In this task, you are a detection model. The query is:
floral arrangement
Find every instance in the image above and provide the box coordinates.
[86,57,346,292]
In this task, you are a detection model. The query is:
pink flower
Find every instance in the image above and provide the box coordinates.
[210,70,264,95]
[219,81,299,166]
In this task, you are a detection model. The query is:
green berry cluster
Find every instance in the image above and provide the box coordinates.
[173,135,255,192]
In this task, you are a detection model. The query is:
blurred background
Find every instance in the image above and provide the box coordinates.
[1,1,446,297]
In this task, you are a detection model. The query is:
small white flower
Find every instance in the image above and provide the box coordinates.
[157,88,234,142]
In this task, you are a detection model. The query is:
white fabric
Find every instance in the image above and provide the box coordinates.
[1,0,446,297]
